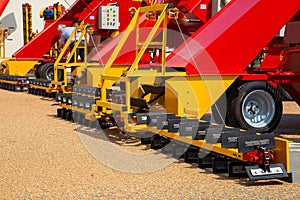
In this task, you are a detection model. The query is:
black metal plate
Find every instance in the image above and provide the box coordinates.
[130,131,155,139]
[167,117,187,132]
[130,97,148,108]
[238,133,275,153]
[136,113,150,124]
[191,122,212,140]
[221,130,256,148]
[156,118,169,130]
[156,114,176,130]
[205,125,226,144]
[141,84,165,95]
[149,113,175,126]
[179,119,200,136]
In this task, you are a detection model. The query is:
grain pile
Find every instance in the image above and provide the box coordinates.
[1,89,300,199]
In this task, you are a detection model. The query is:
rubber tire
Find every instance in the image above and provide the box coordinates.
[36,64,45,78]
[226,81,282,133]
[40,63,63,81]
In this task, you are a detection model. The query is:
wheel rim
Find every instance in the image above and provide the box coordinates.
[45,67,54,81]
[241,90,275,128]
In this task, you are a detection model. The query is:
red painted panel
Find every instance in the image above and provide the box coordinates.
[89,15,159,65]
[175,0,212,23]
[13,0,95,59]
[13,0,145,59]
[0,0,9,16]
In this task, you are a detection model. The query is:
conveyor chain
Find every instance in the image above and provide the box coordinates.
[134,111,291,181]
[27,78,52,96]
[135,112,275,152]
[0,74,29,91]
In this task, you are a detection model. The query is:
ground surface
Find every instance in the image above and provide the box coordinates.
[1,89,300,199]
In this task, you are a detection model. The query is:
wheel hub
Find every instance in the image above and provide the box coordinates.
[242,90,275,128]
[246,101,259,116]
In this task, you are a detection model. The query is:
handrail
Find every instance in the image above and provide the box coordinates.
[98,4,172,112]
[53,22,89,87]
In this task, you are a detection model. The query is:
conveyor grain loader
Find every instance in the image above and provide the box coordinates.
[1,0,300,182]
[56,0,300,181]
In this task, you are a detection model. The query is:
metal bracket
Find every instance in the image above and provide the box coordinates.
[245,163,289,181]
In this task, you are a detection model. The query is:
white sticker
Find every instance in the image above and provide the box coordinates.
[200,4,207,9]
[141,116,147,121]
[250,167,284,176]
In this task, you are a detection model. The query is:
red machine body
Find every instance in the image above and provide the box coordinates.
[12,0,149,59]
[166,0,300,74]
[88,0,216,65]
[165,0,300,107]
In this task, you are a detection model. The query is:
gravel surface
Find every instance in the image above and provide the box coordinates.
[275,101,300,142]
[1,89,300,199]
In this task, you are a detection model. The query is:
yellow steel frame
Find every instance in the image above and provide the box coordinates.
[0,80,19,85]
[0,59,39,75]
[22,3,36,45]
[273,138,290,173]
[164,75,237,119]
[121,72,290,172]
[29,84,54,93]
[127,125,290,172]
[120,74,290,172]
[131,4,168,74]
[97,4,171,113]
[52,22,89,92]
[60,103,96,121]
[0,6,36,76]
[95,4,239,120]
[43,3,65,59]
[0,28,9,58]
[54,4,64,20]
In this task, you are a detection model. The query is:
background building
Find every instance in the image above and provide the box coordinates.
[0,0,75,57]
